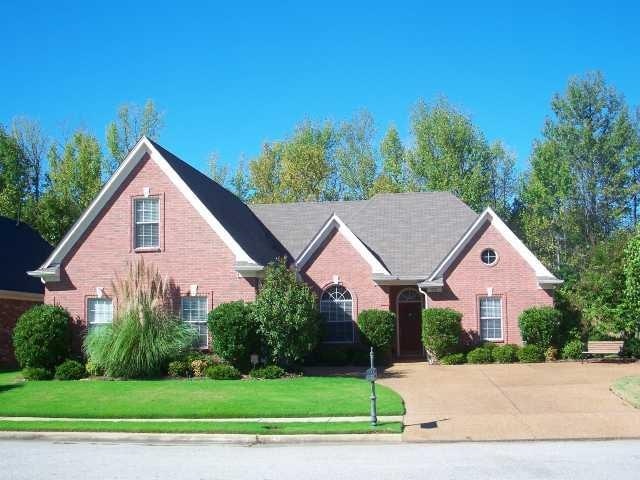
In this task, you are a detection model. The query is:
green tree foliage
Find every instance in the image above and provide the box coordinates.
[106,99,163,173]
[357,309,396,350]
[207,151,228,185]
[208,301,259,371]
[371,125,412,194]
[421,307,462,362]
[11,117,47,201]
[253,259,321,365]
[0,126,28,221]
[336,111,378,200]
[622,230,640,336]
[230,158,251,201]
[518,306,562,349]
[36,132,104,244]
[520,72,636,267]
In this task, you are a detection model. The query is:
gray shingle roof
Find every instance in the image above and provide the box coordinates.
[250,192,478,278]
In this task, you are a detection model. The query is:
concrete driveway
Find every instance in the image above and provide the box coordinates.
[378,361,640,442]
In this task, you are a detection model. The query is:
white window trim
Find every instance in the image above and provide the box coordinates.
[319,284,355,344]
[87,297,113,329]
[480,248,498,266]
[180,295,209,349]
[479,296,503,342]
[133,197,160,250]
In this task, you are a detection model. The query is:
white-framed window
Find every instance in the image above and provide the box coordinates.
[320,285,354,343]
[134,197,160,249]
[481,248,498,265]
[87,298,113,330]
[181,296,208,349]
[479,296,502,341]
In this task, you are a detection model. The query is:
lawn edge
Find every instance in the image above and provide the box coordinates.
[610,376,640,409]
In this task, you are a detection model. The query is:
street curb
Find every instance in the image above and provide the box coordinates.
[0,431,403,445]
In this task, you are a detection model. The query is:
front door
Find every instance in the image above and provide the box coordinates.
[398,301,422,356]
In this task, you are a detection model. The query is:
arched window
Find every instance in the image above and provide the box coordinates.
[398,288,421,303]
[320,284,354,343]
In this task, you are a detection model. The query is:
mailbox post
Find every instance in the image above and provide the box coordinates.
[365,347,378,426]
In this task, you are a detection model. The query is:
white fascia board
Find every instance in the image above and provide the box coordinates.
[295,214,391,276]
[428,207,559,285]
[36,137,258,275]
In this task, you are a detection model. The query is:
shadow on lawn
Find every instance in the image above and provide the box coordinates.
[0,383,23,394]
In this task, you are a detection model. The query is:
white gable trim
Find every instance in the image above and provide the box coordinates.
[426,207,561,288]
[34,137,258,275]
[295,214,391,276]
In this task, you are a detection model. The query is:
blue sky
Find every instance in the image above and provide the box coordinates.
[2,1,639,174]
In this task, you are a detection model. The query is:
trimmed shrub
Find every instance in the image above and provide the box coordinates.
[561,339,584,360]
[168,360,190,377]
[254,259,321,365]
[85,359,103,377]
[205,364,241,380]
[208,301,259,371]
[518,307,562,349]
[492,344,519,363]
[440,353,467,365]
[12,305,71,369]
[467,347,494,364]
[358,310,396,350]
[622,337,640,359]
[250,365,286,379]
[421,308,462,361]
[517,344,545,363]
[22,367,53,381]
[190,359,208,377]
[545,346,558,361]
[54,360,87,380]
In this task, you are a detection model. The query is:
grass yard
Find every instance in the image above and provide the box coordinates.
[0,371,404,419]
[611,376,640,408]
[0,420,402,435]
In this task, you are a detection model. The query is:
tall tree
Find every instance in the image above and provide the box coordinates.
[371,125,414,194]
[11,117,47,200]
[37,132,104,244]
[230,158,251,201]
[207,151,228,185]
[519,72,636,266]
[487,141,517,220]
[408,98,494,211]
[106,99,163,173]
[335,111,377,200]
[0,126,28,221]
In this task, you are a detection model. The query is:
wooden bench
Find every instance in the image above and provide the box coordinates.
[582,340,624,361]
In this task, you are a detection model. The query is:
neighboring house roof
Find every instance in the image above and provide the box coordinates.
[251,192,479,279]
[0,216,52,294]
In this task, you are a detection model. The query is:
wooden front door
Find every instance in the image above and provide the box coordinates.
[398,301,422,356]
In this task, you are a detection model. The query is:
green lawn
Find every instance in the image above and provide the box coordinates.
[0,371,404,419]
[0,420,402,435]
[611,376,640,408]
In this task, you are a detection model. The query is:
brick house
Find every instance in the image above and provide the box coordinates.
[29,137,561,358]
[1,216,52,366]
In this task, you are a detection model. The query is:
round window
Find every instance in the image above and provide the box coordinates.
[481,248,497,265]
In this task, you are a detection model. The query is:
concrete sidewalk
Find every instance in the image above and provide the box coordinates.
[379,361,640,442]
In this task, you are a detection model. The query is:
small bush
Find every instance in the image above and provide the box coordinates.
[422,308,462,361]
[205,364,241,380]
[492,344,519,363]
[622,337,640,359]
[85,359,103,376]
[22,367,53,381]
[191,359,208,377]
[467,347,494,364]
[561,339,584,360]
[54,360,87,380]
[13,305,71,369]
[517,344,545,363]
[440,353,467,365]
[358,310,396,350]
[208,301,259,371]
[250,365,286,379]
[518,307,562,349]
[168,360,190,377]
[545,346,558,361]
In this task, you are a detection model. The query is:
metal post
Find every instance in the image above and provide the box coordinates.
[370,347,377,426]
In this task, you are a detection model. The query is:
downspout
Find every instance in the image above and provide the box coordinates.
[418,283,432,363]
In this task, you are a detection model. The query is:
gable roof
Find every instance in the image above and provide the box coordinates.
[423,207,561,288]
[294,213,391,275]
[32,137,287,278]
[251,192,479,278]
[0,216,52,294]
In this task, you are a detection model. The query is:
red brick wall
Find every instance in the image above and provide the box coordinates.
[427,220,554,345]
[45,154,257,348]
[0,298,41,367]
[300,229,390,340]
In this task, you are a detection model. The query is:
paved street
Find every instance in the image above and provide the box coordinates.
[2,439,640,479]
[379,361,640,441]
